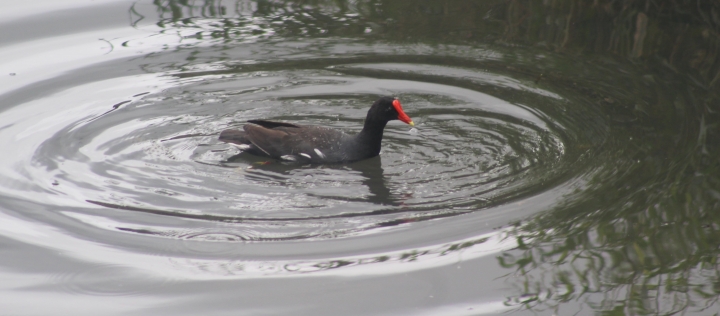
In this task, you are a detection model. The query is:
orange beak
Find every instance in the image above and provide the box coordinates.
[392,99,414,126]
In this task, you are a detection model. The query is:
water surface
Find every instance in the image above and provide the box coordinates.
[1,1,719,315]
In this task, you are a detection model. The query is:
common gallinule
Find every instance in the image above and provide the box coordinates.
[218,96,414,163]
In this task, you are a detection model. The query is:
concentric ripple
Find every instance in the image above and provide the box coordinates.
[14,60,590,245]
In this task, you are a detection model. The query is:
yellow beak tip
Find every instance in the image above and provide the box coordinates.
[409,121,415,127]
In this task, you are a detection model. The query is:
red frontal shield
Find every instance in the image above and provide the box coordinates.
[392,99,414,126]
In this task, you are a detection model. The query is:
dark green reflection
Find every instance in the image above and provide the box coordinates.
[140,0,720,314]
[501,153,720,314]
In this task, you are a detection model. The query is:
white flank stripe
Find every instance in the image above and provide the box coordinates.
[314,148,325,159]
[280,155,296,161]
[300,153,311,159]
[232,144,251,150]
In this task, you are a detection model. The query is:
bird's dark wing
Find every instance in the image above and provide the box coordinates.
[218,129,250,145]
[242,123,298,157]
[243,123,350,161]
[246,120,301,129]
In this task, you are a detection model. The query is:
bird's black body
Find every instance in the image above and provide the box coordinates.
[218,96,414,163]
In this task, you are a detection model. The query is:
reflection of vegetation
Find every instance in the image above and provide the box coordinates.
[144,0,720,89]
[141,1,720,314]
[490,2,720,310]
[500,153,720,314]
[142,0,379,42]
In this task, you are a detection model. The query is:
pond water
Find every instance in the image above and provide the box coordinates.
[1,1,719,315]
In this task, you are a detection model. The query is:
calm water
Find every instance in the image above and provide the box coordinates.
[1,1,719,315]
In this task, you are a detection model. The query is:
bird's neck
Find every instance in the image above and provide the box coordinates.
[355,118,388,156]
